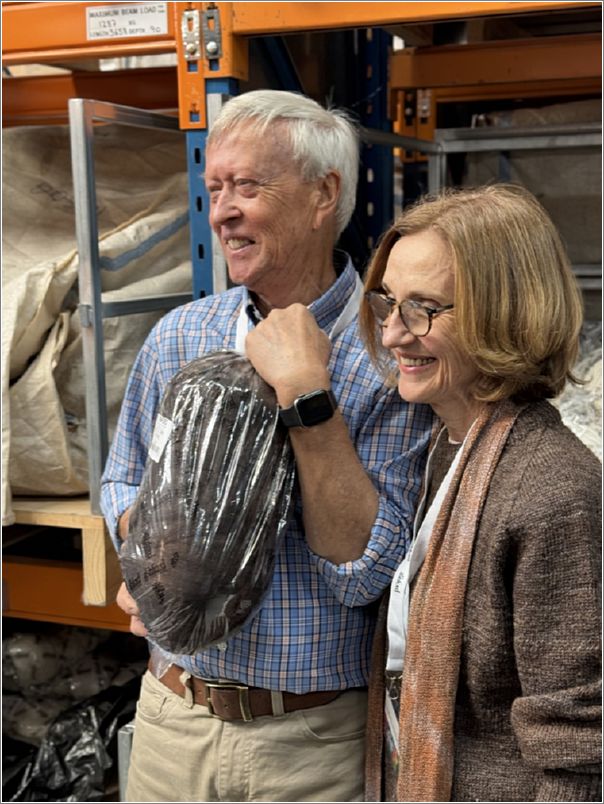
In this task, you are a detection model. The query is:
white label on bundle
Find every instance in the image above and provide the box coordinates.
[148,414,173,463]
[86,3,168,40]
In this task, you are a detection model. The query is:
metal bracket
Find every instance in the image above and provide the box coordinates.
[202,7,222,60]
[181,8,201,61]
[79,303,93,328]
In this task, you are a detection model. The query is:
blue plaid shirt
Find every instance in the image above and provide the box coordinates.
[101,256,434,692]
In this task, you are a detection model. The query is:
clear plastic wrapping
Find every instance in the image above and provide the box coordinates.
[119,351,296,655]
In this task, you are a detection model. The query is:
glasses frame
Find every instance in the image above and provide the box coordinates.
[365,290,454,337]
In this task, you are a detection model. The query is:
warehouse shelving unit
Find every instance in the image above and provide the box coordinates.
[2,1,601,629]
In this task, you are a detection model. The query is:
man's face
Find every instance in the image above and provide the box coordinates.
[205,125,327,304]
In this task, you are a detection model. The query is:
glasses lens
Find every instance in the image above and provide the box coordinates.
[400,301,430,336]
[368,293,392,325]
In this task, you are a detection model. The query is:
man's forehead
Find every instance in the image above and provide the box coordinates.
[205,126,293,173]
[210,119,285,149]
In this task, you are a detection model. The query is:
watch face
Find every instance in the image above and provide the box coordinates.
[296,391,335,426]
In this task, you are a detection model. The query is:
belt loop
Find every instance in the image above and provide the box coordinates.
[178,670,195,709]
[270,691,285,717]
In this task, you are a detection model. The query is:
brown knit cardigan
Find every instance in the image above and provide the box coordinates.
[365,400,602,802]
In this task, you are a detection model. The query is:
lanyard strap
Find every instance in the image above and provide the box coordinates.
[385,426,470,673]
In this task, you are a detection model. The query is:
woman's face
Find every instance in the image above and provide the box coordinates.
[380,229,481,438]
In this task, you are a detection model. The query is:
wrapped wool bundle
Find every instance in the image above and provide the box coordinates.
[119,351,295,654]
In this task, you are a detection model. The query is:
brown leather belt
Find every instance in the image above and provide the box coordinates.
[155,663,342,722]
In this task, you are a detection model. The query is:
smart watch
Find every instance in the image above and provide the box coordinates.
[279,389,338,429]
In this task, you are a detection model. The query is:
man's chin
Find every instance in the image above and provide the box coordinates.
[226,264,254,288]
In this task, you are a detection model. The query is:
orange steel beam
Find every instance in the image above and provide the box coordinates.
[173,2,206,129]
[2,66,179,125]
[3,557,130,631]
[228,1,599,35]
[2,1,177,65]
[173,2,248,129]
[390,33,602,90]
[4,1,598,65]
[432,77,601,103]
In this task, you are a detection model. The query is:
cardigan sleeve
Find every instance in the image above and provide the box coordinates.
[509,458,602,801]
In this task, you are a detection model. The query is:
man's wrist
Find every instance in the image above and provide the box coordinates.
[275,372,332,408]
[279,388,338,429]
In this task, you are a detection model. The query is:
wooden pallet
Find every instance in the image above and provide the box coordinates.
[3,497,129,631]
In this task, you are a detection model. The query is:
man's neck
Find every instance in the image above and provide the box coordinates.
[252,255,340,315]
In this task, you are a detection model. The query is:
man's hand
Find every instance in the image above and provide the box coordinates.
[116,581,148,638]
[246,302,378,564]
[246,304,331,406]
[116,508,147,635]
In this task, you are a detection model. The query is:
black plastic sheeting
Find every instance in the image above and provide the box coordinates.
[4,675,140,802]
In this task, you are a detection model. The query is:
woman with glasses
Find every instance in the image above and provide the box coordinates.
[360,184,601,802]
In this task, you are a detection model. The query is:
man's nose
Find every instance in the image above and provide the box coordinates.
[210,188,241,227]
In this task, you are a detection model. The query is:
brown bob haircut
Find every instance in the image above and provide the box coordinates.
[360,184,584,403]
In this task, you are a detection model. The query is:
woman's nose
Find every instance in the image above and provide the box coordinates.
[380,313,414,349]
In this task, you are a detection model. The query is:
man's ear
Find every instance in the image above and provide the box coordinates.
[312,171,340,230]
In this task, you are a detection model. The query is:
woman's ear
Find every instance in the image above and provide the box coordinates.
[312,171,341,230]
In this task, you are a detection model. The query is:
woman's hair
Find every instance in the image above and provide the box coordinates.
[207,89,359,237]
[360,184,584,402]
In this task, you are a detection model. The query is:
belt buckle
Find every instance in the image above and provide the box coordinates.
[204,681,253,722]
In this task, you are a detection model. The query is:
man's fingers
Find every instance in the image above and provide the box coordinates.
[130,615,148,638]
[116,581,140,617]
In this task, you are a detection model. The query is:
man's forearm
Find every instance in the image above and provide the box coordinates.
[289,412,379,564]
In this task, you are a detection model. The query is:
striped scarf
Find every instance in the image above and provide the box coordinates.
[366,398,524,802]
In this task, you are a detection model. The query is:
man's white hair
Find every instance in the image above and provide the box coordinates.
[208,90,359,237]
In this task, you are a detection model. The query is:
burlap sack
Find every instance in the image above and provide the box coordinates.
[2,123,191,523]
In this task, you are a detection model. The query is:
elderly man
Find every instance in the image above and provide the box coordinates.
[101,89,433,803]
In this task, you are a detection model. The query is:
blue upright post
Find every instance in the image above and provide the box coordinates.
[358,28,393,250]
[186,77,238,299]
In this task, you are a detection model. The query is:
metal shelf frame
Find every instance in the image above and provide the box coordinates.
[426,121,602,192]
[422,122,603,302]
[69,98,192,513]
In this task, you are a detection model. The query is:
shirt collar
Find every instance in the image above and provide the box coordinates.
[241,250,357,333]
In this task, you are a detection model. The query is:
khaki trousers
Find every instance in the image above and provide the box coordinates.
[126,670,367,802]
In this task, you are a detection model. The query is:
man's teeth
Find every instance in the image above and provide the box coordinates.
[227,238,252,249]
[400,356,435,367]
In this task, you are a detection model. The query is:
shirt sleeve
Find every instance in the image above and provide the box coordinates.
[307,382,434,608]
[509,466,602,801]
[100,326,163,549]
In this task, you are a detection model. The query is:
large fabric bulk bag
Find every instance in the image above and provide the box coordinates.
[120,351,296,654]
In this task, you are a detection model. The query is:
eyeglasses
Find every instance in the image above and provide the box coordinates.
[365,290,454,337]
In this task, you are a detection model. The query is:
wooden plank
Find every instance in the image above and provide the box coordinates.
[10,496,123,607]
[82,523,123,606]
[11,496,101,528]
